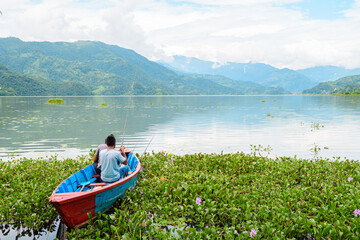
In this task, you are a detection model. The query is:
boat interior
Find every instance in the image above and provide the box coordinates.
[55,152,139,193]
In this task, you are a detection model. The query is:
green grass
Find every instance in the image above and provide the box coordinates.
[1,152,360,239]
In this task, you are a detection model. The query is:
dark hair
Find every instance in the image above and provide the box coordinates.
[106,134,116,147]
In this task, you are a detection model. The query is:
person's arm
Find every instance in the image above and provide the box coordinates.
[120,146,128,165]
[93,154,98,163]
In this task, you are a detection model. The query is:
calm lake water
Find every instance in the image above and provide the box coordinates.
[1,95,360,161]
[1,95,360,239]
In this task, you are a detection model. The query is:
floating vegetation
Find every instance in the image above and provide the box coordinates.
[0,156,91,230]
[3,152,360,239]
[101,103,108,107]
[149,102,153,105]
[266,113,274,118]
[350,100,356,104]
[68,152,360,239]
[310,142,321,156]
[46,99,64,105]
[217,102,222,105]
[311,122,324,131]
[261,100,267,103]
[250,144,272,157]
[6,105,10,108]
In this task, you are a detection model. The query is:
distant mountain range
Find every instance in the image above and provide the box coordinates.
[160,56,360,94]
[297,66,360,83]
[0,37,289,96]
[1,37,360,96]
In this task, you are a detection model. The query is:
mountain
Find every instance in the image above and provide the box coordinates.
[183,74,291,95]
[0,38,288,95]
[297,66,360,83]
[0,63,48,96]
[0,62,92,96]
[302,74,360,94]
[160,56,316,93]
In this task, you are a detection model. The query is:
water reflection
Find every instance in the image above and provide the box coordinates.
[0,96,360,160]
[0,218,59,240]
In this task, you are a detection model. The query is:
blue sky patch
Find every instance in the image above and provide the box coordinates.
[285,0,354,20]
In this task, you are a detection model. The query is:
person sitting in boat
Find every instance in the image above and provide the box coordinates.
[99,134,129,183]
[92,138,108,175]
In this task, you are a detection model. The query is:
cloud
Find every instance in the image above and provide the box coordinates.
[0,0,360,69]
[0,0,162,58]
[135,0,360,69]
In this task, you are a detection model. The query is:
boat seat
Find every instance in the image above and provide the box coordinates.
[76,177,97,188]
[56,167,100,193]
[75,177,97,191]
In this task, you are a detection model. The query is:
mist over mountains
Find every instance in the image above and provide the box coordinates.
[0,37,359,96]
[160,56,360,94]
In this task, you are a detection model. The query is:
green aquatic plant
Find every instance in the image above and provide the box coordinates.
[311,122,324,131]
[46,98,64,105]
[68,152,360,239]
[0,156,91,229]
[3,152,360,239]
[101,103,108,107]
[250,144,272,157]
[310,142,321,157]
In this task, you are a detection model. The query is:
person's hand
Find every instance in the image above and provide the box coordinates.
[120,146,125,153]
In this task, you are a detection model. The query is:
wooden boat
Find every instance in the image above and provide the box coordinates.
[49,151,140,229]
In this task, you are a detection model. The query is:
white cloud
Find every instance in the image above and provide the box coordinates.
[0,0,360,69]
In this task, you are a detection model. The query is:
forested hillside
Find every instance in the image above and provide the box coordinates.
[0,63,92,96]
[302,75,360,95]
[0,38,289,95]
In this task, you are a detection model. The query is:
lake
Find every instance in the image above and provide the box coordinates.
[1,95,360,161]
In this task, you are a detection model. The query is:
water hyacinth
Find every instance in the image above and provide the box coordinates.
[348,176,353,182]
[4,152,360,239]
[354,209,360,217]
[250,228,257,238]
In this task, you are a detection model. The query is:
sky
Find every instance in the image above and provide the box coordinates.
[0,0,360,69]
